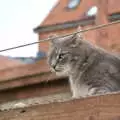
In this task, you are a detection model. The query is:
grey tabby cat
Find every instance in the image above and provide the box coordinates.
[47,28,120,98]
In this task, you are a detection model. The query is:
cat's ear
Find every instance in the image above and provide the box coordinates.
[68,27,83,47]
[48,34,58,45]
[68,34,80,47]
[69,26,84,47]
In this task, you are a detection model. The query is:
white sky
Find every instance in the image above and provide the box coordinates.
[87,6,98,16]
[0,0,57,57]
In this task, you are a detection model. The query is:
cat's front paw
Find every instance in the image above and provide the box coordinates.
[72,93,82,99]
[88,87,110,96]
[88,88,98,96]
[72,95,80,99]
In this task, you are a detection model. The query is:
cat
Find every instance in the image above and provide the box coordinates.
[47,27,120,98]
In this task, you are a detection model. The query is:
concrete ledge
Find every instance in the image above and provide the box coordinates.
[0,92,120,120]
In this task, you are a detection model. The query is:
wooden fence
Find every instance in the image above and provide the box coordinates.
[0,92,120,120]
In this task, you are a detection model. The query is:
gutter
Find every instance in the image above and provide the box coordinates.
[33,13,120,33]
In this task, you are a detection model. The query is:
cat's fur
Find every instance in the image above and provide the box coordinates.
[47,28,120,98]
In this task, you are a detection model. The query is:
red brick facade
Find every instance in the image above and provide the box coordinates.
[35,0,120,53]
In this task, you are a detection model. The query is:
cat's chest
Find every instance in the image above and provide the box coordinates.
[69,78,89,97]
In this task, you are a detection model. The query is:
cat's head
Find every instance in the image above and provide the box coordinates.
[47,27,84,76]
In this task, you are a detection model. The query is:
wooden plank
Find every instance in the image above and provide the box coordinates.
[0,92,120,120]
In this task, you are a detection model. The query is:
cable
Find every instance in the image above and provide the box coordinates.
[0,20,120,53]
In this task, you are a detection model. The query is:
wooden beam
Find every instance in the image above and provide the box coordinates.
[0,92,120,120]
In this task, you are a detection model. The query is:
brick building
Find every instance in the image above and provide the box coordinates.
[34,0,120,53]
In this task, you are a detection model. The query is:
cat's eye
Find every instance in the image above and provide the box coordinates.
[59,53,65,60]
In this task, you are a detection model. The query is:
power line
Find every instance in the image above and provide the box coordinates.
[0,20,120,53]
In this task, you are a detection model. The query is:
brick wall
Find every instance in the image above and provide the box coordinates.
[39,24,120,53]
[41,0,95,26]
[1,92,120,120]
[38,0,120,54]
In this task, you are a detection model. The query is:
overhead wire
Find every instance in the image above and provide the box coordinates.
[0,20,120,53]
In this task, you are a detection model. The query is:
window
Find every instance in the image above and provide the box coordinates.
[86,6,98,16]
[67,0,80,9]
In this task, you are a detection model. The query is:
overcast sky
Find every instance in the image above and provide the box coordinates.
[0,0,57,57]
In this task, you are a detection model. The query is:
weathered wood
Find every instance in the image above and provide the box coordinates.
[0,92,120,120]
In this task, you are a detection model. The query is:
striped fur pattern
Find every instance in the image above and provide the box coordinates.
[47,29,120,98]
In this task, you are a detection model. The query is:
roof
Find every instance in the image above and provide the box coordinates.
[40,0,95,26]
[34,13,120,33]
[0,55,25,70]
[34,0,95,32]
[34,0,120,33]
[0,58,66,91]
